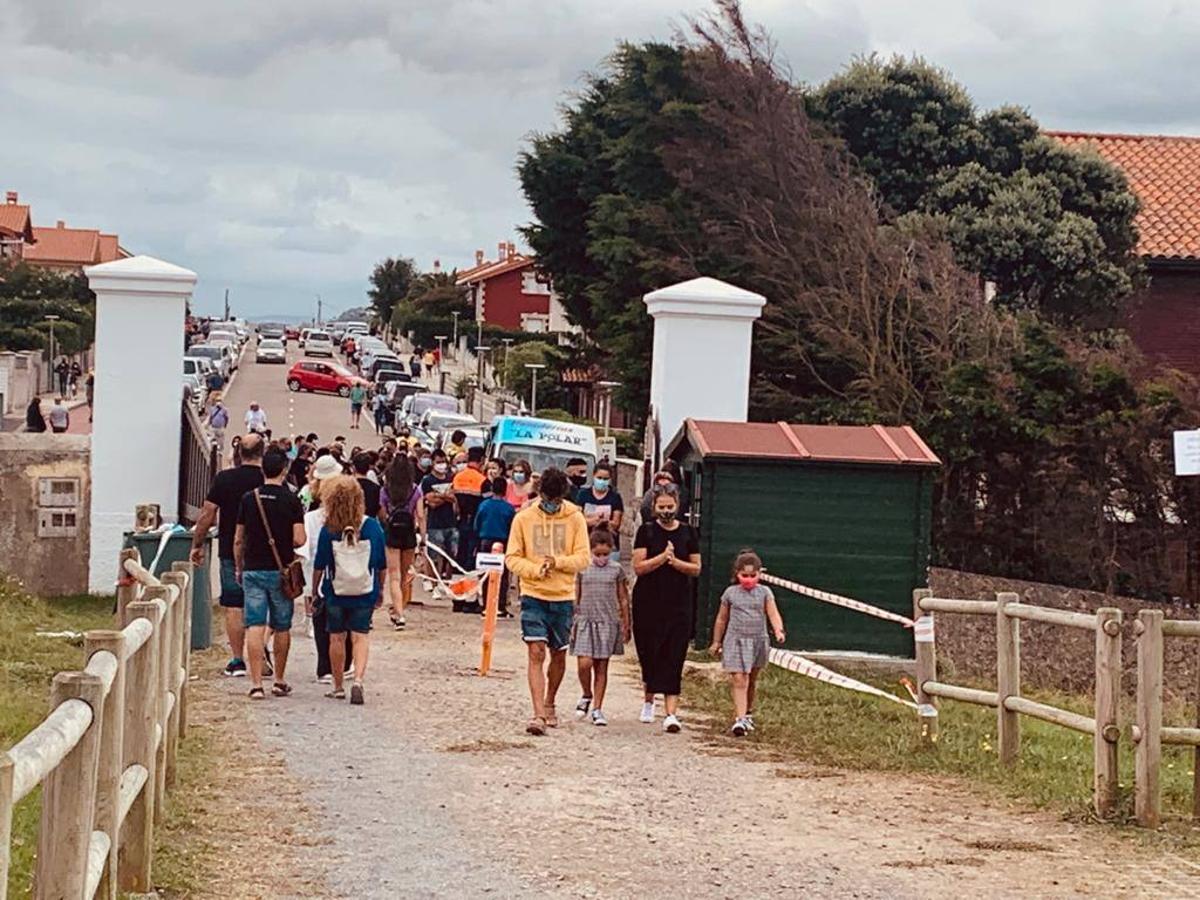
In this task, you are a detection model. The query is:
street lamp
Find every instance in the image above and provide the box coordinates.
[451,311,460,356]
[524,363,546,416]
[476,345,491,392]
[596,380,622,437]
[500,338,514,387]
[43,314,61,389]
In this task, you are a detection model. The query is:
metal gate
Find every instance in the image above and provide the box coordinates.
[178,398,216,524]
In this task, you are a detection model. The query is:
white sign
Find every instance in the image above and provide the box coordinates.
[1174,430,1200,476]
[913,614,935,644]
[597,435,617,463]
[475,552,506,572]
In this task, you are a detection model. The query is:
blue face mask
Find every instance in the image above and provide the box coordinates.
[418,458,432,470]
[540,499,561,515]
[512,472,527,484]
[592,477,610,491]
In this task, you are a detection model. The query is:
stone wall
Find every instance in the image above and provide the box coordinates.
[0,433,90,596]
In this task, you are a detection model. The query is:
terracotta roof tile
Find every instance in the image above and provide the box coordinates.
[1048,131,1200,260]
[455,253,534,285]
[0,203,33,242]
[24,225,101,265]
[97,233,122,262]
[669,419,941,466]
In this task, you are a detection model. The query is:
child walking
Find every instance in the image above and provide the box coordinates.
[709,549,785,737]
[571,525,631,726]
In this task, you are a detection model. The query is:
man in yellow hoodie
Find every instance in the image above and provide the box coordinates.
[505,467,591,735]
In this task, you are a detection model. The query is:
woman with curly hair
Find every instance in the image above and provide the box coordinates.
[312,475,387,704]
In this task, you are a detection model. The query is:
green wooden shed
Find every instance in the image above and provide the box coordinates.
[665,419,941,658]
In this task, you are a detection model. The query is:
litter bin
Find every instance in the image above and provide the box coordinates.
[124,528,213,650]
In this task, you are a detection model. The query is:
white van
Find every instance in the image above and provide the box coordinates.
[486,416,598,472]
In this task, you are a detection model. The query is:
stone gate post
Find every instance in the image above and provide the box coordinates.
[85,256,197,592]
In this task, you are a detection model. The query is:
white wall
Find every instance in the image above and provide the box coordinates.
[86,256,196,592]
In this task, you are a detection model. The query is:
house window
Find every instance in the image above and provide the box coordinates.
[38,508,78,537]
[521,314,549,333]
[39,477,79,508]
[521,271,552,295]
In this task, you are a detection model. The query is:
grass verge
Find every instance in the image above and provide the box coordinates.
[684,658,1200,849]
[0,576,114,898]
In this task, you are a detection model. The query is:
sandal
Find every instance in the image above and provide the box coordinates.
[271,682,292,697]
[526,717,547,736]
[544,707,559,728]
[324,688,346,700]
[248,687,265,700]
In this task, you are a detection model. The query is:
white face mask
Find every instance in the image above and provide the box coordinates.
[433,462,448,475]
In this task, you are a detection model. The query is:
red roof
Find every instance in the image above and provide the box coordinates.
[24,224,102,266]
[97,233,126,263]
[669,419,941,466]
[0,201,33,243]
[456,253,535,285]
[1048,131,1200,261]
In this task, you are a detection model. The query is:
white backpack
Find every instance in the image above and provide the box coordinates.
[331,518,374,596]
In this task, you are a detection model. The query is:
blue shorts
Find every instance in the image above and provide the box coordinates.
[242,570,294,631]
[427,527,458,558]
[219,557,243,608]
[327,604,373,634]
[520,597,574,651]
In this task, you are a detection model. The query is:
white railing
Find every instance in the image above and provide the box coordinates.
[0,547,193,900]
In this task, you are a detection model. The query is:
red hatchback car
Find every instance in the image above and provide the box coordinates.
[286,361,366,397]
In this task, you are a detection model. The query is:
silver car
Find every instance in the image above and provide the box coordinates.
[256,338,287,364]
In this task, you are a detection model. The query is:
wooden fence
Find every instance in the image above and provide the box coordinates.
[912,589,1123,818]
[0,548,192,900]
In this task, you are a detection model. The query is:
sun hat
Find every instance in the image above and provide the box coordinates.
[312,455,342,480]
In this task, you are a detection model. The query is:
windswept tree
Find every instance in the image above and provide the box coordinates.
[368,256,418,325]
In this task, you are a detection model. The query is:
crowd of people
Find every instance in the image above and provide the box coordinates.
[189,420,784,736]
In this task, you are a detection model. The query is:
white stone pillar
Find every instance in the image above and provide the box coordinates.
[644,276,766,450]
[85,256,197,593]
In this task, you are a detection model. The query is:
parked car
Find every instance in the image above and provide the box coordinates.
[362,349,400,376]
[182,373,205,409]
[286,360,368,397]
[183,357,214,379]
[188,344,232,379]
[368,356,406,378]
[373,368,411,392]
[399,392,459,430]
[305,330,335,357]
[299,328,311,347]
[420,411,486,449]
[285,325,301,341]
[385,380,427,416]
[256,338,287,364]
[206,338,239,370]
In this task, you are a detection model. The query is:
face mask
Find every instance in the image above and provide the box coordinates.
[540,499,562,515]
[569,474,586,487]
[592,477,610,491]
[433,462,447,475]
[454,463,467,473]
[593,554,611,568]
[738,574,760,590]
[513,472,527,484]
[418,458,432,470]
[656,510,676,523]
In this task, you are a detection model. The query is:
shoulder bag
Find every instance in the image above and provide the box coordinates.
[253,489,306,600]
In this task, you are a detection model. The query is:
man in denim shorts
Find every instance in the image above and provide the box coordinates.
[504,468,591,735]
[190,433,265,677]
[234,447,305,699]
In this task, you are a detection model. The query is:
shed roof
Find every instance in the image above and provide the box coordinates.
[668,419,941,467]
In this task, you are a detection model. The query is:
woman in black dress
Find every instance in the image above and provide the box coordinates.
[632,484,701,733]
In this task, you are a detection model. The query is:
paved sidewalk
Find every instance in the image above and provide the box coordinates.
[1,394,91,434]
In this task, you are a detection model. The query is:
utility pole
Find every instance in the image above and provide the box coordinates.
[452,310,460,356]
[525,363,546,416]
[500,338,514,387]
[476,317,483,352]
[316,294,323,326]
[223,288,230,321]
[44,315,60,388]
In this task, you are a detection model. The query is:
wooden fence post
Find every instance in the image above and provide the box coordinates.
[163,569,190,740]
[144,584,172,821]
[1094,607,1123,819]
[119,598,160,893]
[995,592,1021,767]
[1135,609,1163,829]
[170,561,194,731]
[116,547,139,621]
[85,630,126,900]
[1,754,13,900]
[912,589,937,744]
[35,671,105,900]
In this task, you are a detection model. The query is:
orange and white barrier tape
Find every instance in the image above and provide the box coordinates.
[760,572,915,629]
[768,648,917,711]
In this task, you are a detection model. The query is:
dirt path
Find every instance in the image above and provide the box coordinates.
[207,590,1198,899]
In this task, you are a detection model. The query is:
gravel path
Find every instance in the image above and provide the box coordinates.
[216,589,1196,899]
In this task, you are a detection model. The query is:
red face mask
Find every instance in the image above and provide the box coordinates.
[738,574,759,590]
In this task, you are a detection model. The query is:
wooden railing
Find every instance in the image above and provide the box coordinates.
[0,547,192,900]
[912,589,1123,818]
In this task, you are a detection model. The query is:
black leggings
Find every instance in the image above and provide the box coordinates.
[311,605,353,677]
[633,602,690,696]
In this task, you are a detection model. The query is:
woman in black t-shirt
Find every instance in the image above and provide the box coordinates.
[632,484,701,734]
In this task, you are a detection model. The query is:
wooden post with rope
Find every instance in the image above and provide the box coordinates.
[479,542,505,676]
[912,588,937,744]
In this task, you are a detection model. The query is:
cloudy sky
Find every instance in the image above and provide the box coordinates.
[2,0,1196,319]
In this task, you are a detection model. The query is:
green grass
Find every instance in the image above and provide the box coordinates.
[685,658,1200,846]
[1,576,115,898]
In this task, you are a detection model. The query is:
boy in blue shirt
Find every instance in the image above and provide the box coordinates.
[475,476,517,618]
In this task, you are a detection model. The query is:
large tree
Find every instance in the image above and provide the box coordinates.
[367,256,418,325]
[0,261,95,355]
[807,56,1142,325]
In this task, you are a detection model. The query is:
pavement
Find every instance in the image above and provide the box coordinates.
[2,393,91,434]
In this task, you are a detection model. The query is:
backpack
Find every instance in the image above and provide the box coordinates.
[386,488,417,544]
[331,520,374,596]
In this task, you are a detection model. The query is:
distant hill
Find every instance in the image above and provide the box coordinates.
[332,306,371,323]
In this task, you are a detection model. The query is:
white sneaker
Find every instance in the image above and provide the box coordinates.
[663,714,682,734]
[318,674,333,684]
[639,701,655,723]
[590,709,608,727]
[575,696,592,719]
[744,714,756,732]
[731,718,747,737]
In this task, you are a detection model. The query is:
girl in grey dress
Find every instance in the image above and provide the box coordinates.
[709,550,786,737]
[571,526,631,726]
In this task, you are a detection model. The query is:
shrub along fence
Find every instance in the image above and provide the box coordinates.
[0,547,192,900]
